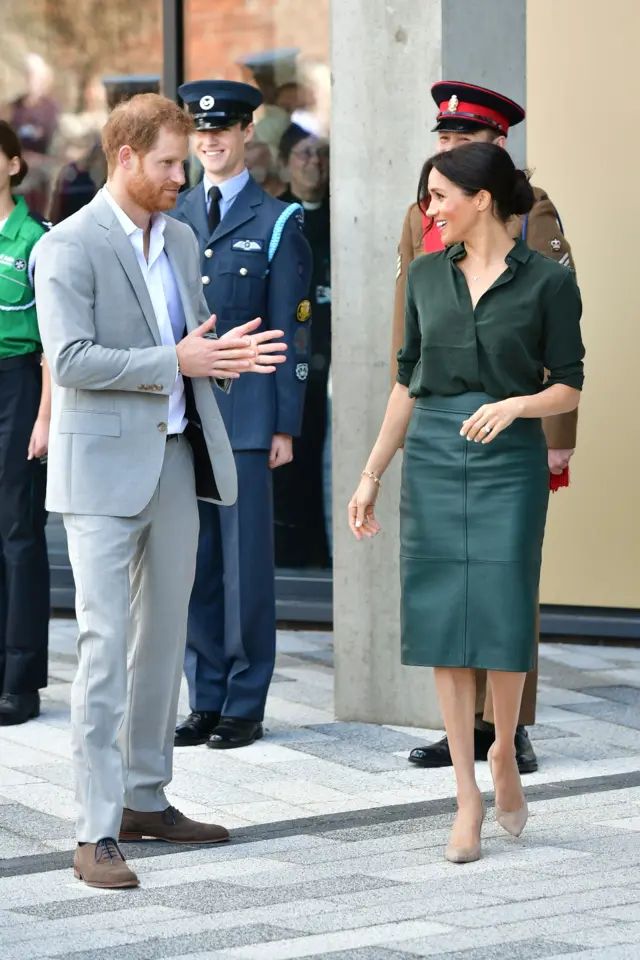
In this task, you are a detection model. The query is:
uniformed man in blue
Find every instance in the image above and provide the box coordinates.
[172,80,312,750]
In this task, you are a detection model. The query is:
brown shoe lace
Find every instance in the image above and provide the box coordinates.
[95,838,124,863]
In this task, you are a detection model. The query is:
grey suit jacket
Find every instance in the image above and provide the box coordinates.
[35,191,237,517]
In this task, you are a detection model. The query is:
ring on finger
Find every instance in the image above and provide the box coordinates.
[483,424,492,434]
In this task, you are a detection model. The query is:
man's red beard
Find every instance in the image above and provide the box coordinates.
[128,167,180,213]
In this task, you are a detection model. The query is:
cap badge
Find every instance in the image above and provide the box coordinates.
[448,95,459,113]
[199,95,215,110]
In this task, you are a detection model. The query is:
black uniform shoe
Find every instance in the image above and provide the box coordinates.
[409,724,538,775]
[514,726,538,774]
[174,711,220,747]
[207,718,264,750]
[408,726,495,768]
[0,692,40,726]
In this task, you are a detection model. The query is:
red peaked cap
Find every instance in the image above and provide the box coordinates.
[431,81,525,136]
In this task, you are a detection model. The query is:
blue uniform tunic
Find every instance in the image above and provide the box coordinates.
[171,173,312,718]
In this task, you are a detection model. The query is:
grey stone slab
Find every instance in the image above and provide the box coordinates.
[0,803,75,842]
[17,874,402,920]
[32,926,302,960]
[0,829,54,859]
[309,951,426,960]
[526,725,579,741]
[268,673,297,685]
[10,764,76,791]
[559,699,640,730]
[304,723,430,751]
[436,881,640,928]
[414,943,584,960]
[543,740,638,762]
[580,685,640,706]
[282,740,409,773]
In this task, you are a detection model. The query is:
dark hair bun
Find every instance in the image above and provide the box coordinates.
[509,168,534,217]
[10,157,28,188]
[417,142,536,225]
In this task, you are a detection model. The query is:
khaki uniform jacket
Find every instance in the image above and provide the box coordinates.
[391,187,578,449]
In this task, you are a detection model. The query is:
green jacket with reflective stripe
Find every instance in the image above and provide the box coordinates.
[0,196,49,359]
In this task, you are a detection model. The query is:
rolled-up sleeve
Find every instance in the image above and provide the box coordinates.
[396,269,421,388]
[543,269,585,390]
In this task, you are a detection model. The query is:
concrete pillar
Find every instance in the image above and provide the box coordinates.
[331,0,527,726]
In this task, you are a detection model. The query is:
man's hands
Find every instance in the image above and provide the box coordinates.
[269,433,293,470]
[176,316,286,380]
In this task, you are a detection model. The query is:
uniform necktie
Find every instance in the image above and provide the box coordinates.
[208,186,222,234]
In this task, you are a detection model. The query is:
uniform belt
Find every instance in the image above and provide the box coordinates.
[0,351,41,372]
[166,433,181,442]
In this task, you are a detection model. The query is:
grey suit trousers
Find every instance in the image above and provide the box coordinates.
[65,437,199,842]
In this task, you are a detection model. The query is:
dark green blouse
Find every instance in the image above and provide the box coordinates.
[396,239,585,399]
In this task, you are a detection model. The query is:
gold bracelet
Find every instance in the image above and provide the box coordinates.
[361,470,381,486]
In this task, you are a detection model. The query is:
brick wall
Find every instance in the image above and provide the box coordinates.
[185,0,329,84]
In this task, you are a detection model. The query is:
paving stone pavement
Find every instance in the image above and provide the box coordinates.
[2,621,640,957]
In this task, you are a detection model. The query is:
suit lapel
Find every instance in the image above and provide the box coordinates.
[179,182,210,244]
[163,222,197,333]
[177,176,264,246]
[90,193,162,346]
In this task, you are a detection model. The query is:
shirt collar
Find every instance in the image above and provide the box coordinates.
[446,238,531,264]
[0,195,30,240]
[102,186,166,238]
[203,167,250,203]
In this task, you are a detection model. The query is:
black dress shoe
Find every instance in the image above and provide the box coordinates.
[409,724,538,775]
[408,726,495,768]
[514,725,538,774]
[207,718,264,750]
[0,692,40,726]
[174,711,220,747]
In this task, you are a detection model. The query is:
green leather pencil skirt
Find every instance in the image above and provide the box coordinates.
[400,393,549,673]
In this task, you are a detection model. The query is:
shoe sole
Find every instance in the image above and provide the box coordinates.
[0,707,40,726]
[173,738,211,747]
[206,729,264,750]
[74,868,139,888]
[408,755,453,768]
[118,833,230,845]
[408,752,489,768]
[517,761,538,775]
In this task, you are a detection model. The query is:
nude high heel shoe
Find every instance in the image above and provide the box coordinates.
[445,804,486,864]
[488,744,528,838]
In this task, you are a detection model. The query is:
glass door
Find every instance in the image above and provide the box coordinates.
[185,0,333,622]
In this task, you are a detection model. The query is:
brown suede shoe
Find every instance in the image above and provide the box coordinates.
[120,806,230,845]
[74,838,139,889]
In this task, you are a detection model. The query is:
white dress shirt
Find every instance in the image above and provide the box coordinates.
[203,167,250,221]
[103,187,187,435]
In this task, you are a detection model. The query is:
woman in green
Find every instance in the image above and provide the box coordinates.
[349,143,584,864]
[0,121,51,727]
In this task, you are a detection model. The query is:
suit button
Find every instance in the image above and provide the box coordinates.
[204,249,213,258]
[239,267,248,276]
[157,422,167,432]
[202,276,211,284]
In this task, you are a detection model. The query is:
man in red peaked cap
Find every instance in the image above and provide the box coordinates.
[392,81,577,776]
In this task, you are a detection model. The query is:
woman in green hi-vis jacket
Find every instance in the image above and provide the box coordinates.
[0,121,51,727]
[349,143,584,866]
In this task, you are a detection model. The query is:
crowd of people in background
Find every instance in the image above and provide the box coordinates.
[0,51,334,569]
